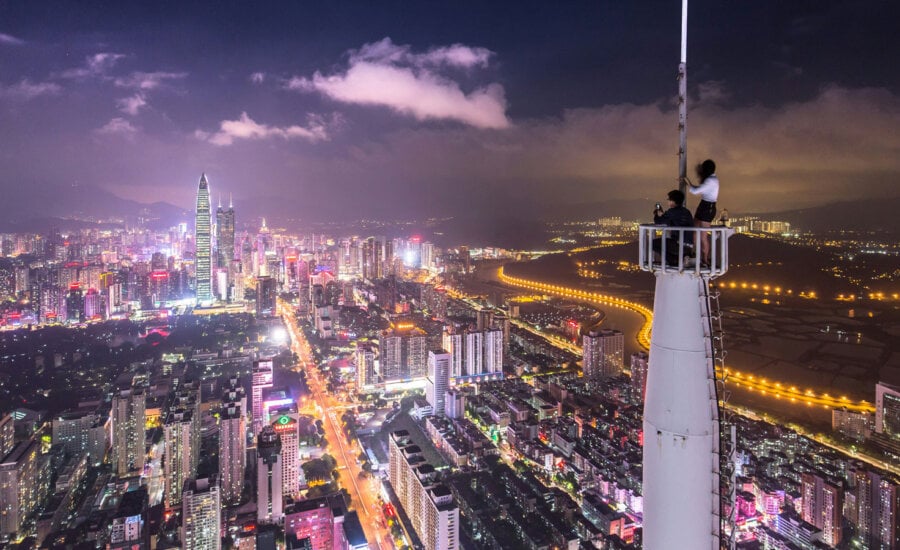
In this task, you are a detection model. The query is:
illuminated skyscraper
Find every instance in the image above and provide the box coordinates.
[164,408,199,507]
[219,401,246,505]
[252,359,274,435]
[257,426,284,524]
[216,195,235,269]
[875,382,900,437]
[630,351,649,402]
[215,196,235,302]
[111,388,146,477]
[256,275,276,316]
[356,342,376,390]
[195,173,212,303]
[801,472,843,546]
[271,406,301,499]
[426,350,451,416]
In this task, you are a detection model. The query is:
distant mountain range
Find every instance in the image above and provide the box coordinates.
[750,197,900,233]
[0,184,189,232]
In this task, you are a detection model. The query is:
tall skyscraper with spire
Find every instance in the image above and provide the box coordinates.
[195,174,212,303]
[216,195,235,270]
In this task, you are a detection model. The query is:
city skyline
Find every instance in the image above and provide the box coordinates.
[0,3,898,549]
[1,2,899,222]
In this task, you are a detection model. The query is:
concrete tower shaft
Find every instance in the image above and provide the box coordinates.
[638,225,733,550]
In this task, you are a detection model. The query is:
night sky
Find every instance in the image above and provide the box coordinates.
[2,1,899,221]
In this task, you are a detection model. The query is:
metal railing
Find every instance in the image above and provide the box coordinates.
[638,225,734,277]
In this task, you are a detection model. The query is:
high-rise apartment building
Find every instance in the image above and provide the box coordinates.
[0,414,13,459]
[164,409,199,507]
[582,329,625,379]
[356,342,376,390]
[195,173,212,303]
[442,328,504,383]
[182,477,221,550]
[380,333,402,381]
[111,388,146,477]
[257,426,284,524]
[423,485,460,550]
[252,359,275,435]
[426,350,452,416]
[389,430,459,550]
[876,382,900,437]
[801,472,843,546]
[855,470,899,549]
[52,407,107,466]
[379,325,429,382]
[0,437,39,536]
[219,402,246,505]
[257,275,277,316]
[444,388,467,420]
[630,351,649,402]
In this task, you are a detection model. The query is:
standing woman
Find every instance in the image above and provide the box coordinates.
[689,159,719,265]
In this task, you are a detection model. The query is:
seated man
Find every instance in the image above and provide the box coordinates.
[652,189,694,264]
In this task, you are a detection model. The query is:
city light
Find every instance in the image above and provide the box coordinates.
[498,267,875,414]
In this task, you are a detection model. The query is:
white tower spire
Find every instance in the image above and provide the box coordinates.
[639,228,732,549]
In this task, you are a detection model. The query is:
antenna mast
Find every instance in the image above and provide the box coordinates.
[678,0,689,195]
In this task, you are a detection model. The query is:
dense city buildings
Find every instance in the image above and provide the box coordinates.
[0,177,895,549]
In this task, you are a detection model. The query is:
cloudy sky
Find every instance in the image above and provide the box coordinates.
[1,1,899,221]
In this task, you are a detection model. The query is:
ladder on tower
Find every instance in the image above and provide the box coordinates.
[703,282,737,550]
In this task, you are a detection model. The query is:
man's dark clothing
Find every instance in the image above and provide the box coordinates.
[654,205,693,227]
[653,205,695,263]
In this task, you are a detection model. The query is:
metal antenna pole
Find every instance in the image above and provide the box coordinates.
[678,0,688,195]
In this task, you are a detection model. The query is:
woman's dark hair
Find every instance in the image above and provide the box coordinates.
[698,159,716,180]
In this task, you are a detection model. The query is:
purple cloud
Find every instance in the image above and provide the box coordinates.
[114,71,187,90]
[288,38,509,129]
[117,93,147,115]
[61,52,126,79]
[96,117,138,137]
[0,79,62,100]
[0,32,24,46]
[196,112,330,146]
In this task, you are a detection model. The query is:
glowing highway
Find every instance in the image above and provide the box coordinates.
[496,266,875,414]
[278,298,393,550]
